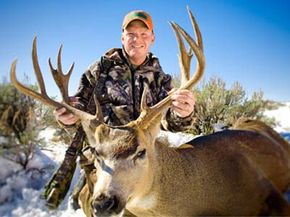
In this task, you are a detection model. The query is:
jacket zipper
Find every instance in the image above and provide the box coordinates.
[130,66,138,120]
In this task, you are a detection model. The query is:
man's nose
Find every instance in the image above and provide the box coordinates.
[132,34,141,41]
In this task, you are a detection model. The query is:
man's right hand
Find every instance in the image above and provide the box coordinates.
[54,107,79,125]
[54,96,80,125]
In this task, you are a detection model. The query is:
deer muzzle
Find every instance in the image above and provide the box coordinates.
[91,193,124,217]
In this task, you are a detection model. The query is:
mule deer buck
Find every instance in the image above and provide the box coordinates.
[10,7,290,216]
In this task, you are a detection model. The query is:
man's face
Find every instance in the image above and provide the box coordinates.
[121,21,155,65]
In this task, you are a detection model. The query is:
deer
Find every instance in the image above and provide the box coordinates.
[10,7,290,216]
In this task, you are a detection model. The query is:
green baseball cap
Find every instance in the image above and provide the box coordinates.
[122,10,154,32]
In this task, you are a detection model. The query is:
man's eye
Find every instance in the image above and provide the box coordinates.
[127,33,135,37]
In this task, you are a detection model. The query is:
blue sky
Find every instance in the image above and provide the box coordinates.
[0,0,289,102]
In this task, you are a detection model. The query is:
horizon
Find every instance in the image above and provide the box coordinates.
[0,0,290,102]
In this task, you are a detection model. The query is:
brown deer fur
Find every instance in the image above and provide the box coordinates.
[77,118,290,216]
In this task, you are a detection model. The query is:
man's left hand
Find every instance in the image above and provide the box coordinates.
[171,89,195,118]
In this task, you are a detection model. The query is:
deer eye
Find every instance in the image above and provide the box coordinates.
[136,149,146,159]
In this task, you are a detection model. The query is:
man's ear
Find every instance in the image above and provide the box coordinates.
[121,33,125,45]
[151,33,155,43]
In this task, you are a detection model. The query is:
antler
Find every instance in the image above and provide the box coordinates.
[11,37,63,108]
[172,6,204,89]
[48,44,74,103]
[137,7,205,127]
[10,37,100,122]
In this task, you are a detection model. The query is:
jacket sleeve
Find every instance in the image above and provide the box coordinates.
[157,70,196,132]
[74,61,101,111]
[162,107,196,132]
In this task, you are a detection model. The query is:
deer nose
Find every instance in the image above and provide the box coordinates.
[92,194,119,215]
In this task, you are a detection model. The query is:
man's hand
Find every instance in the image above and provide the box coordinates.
[171,90,195,118]
[53,97,80,125]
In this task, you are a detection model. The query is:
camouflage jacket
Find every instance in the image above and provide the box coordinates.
[74,48,194,132]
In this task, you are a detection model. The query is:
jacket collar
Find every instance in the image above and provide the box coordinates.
[104,47,153,68]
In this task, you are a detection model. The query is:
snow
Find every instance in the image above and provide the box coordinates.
[0,103,290,216]
[264,102,290,132]
[0,132,84,217]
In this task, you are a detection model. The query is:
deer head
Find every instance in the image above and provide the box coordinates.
[10,7,205,217]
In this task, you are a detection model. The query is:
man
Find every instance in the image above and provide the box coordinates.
[55,10,195,129]
[53,10,196,210]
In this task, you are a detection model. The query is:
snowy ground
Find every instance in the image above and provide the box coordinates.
[0,103,290,217]
[0,128,85,217]
[264,102,290,132]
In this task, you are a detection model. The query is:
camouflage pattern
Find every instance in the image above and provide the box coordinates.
[42,127,85,209]
[43,157,76,209]
[75,48,194,130]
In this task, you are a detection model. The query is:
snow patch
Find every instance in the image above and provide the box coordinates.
[264,102,290,132]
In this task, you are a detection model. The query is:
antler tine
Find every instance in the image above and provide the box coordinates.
[187,6,203,51]
[32,37,49,97]
[48,45,75,104]
[138,84,173,128]
[170,7,204,90]
[168,7,203,88]
[137,8,205,128]
[169,21,192,85]
[10,60,62,108]
[171,21,205,90]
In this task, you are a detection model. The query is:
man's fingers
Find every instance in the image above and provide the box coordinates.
[53,107,79,125]
[53,107,67,116]
[172,90,194,101]
[63,114,79,125]
[171,90,195,118]
[172,101,192,116]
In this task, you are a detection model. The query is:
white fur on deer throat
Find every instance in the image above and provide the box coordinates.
[93,164,113,194]
[127,193,157,210]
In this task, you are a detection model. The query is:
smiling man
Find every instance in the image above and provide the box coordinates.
[121,11,155,66]
[53,10,196,211]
